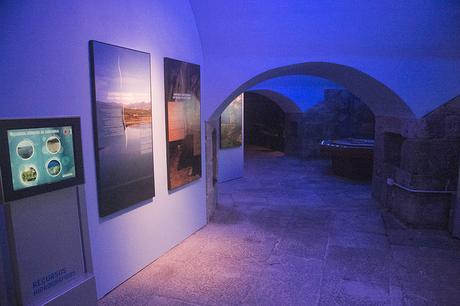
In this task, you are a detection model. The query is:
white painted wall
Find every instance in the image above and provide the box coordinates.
[217,95,245,182]
[0,0,205,298]
[217,145,244,182]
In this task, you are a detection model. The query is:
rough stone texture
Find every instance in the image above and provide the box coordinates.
[285,89,375,159]
[389,188,452,228]
[98,148,460,306]
[205,120,218,221]
[400,140,460,190]
[418,96,460,140]
[373,96,460,229]
[371,115,415,207]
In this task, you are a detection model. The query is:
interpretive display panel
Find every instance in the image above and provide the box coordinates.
[220,94,243,149]
[0,118,84,202]
[164,58,201,190]
[90,41,154,217]
[8,126,76,190]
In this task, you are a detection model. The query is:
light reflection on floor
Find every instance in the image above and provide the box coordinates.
[99,147,460,306]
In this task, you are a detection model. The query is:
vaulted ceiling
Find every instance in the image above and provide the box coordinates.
[190,0,460,59]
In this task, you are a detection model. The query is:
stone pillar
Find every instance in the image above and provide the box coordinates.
[205,120,218,221]
[284,112,303,157]
[453,167,460,237]
[452,111,460,236]
[371,115,417,208]
[374,100,460,229]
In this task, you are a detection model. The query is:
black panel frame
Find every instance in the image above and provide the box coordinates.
[89,40,155,217]
[163,57,202,192]
[0,117,85,202]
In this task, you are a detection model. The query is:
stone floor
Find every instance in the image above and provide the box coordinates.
[99,148,460,306]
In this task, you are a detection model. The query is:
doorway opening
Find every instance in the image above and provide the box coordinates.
[207,61,415,225]
[244,92,286,152]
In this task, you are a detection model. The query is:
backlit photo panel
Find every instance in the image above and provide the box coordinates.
[164,58,201,191]
[90,41,154,217]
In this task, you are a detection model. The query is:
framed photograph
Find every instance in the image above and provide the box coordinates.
[220,94,243,149]
[164,57,201,191]
[89,41,154,217]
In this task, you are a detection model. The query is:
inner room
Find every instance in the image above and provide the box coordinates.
[1,1,460,306]
[241,75,376,180]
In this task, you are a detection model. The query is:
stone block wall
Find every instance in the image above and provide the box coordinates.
[285,89,375,159]
[205,120,218,221]
[373,96,460,229]
[389,188,453,229]
[400,140,460,190]
[371,115,415,206]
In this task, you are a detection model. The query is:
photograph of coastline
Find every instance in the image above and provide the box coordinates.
[220,94,243,149]
[164,58,201,190]
[90,41,154,217]
[17,140,34,159]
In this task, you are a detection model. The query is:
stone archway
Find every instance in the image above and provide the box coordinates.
[208,62,414,122]
[205,61,416,220]
[246,89,302,114]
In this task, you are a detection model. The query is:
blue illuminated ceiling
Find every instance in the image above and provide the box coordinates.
[190,1,460,59]
[248,75,343,112]
[191,1,460,118]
